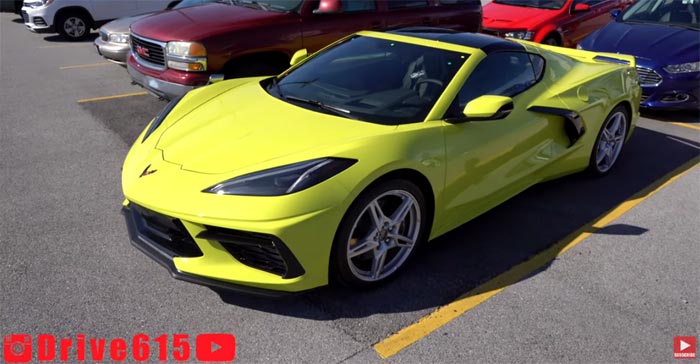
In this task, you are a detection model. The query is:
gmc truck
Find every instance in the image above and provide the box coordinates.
[127,0,482,100]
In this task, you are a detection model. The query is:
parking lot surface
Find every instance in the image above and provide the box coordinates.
[1,11,699,363]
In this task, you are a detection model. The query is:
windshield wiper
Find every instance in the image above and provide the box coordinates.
[284,95,356,119]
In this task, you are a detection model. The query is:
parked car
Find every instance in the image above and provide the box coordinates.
[121,28,639,294]
[21,0,175,40]
[126,0,483,100]
[482,0,633,46]
[578,0,699,110]
[95,0,225,65]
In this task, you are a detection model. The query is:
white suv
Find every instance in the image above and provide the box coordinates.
[21,0,175,40]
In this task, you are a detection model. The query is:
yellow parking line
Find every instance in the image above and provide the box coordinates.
[374,156,700,359]
[60,62,112,70]
[671,122,700,131]
[77,91,148,103]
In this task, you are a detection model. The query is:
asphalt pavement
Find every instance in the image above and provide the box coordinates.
[1,11,699,364]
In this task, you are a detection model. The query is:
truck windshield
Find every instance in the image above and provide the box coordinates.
[231,0,303,11]
[268,35,469,125]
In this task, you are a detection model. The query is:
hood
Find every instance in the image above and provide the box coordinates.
[581,21,700,65]
[483,2,560,29]
[130,3,295,41]
[155,81,392,174]
[100,13,152,34]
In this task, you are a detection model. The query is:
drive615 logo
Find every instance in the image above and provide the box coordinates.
[3,333,235,363]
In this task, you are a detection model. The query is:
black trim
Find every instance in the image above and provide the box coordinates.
[528,106,586,146]
[122,205,303,297]
[445,101,514,123]
[390,27,525,54]
[197,228,306,279]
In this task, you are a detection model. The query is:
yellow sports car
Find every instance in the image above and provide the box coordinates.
[122,28,640,295]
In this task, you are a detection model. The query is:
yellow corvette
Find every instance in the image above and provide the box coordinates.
[122,28,640,295]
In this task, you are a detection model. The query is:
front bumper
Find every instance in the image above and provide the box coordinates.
[127,54,210,100]
[21,6,52,32]
[122,204,305,297]
[95,37,129,65]
[637,64,700,110]
[128,61,195,100]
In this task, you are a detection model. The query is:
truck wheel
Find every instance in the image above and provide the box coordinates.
[56,12,91,41]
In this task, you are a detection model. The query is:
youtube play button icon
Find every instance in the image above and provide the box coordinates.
[674,336,697,359]
[196,333,236,362]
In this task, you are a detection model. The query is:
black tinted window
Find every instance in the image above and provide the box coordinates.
[455,52,542,109]
[388,0,430,9]
[342,0,375,11]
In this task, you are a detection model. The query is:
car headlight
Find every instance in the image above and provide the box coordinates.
[27,0,53,8]
[504,31,535,41]
[108,33,129,43]
[142,96,182,142]
[166,41,207,72]
[203,158,357,196]
[663,61,700,74]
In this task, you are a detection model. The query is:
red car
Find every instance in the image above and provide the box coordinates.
[482,0,633,47]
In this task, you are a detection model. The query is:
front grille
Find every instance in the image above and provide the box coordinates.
[636,66,662,86]
[33,17,46,26]
[131,204,203,257]
[21,11,28,23]
[131,33,166,67]
[198,227,305,279]
[640,93,649,102]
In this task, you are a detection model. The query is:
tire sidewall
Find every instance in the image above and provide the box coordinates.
[589,105,629,176]
[57,13,90,41]
[330,179,428,289]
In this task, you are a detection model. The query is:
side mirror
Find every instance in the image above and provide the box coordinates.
[290,49,308,66]
[447,95,514,123]
[313,0,342,14]
[573,3,590,12]
[208,74,225,85]
[610,9,621,19]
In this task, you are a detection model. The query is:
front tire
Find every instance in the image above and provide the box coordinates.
[589,105,629,175]
[56,12,90,41]
[331,179,428,289]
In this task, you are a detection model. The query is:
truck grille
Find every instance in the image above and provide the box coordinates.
[636,66,662,86]
[131,33,166,68]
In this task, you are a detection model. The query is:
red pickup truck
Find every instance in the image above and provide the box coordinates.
[127,0,482,100]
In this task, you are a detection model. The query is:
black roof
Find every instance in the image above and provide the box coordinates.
[388,27,525,54]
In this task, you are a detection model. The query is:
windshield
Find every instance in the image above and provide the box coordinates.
[268,36,469,125]
[492,0,568,10]
[174,0,233,9]
[621,0,699,29]
[230,0,303,11]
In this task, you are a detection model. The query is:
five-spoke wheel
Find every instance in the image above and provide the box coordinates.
[332,180,427,288]
[590,105,629,175]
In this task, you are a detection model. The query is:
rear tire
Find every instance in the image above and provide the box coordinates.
[56,12,90,41]
[588,105,629,176]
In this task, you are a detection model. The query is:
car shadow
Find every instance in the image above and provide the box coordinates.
[641,109,700,123]
[43,33,98,43]
[211,127,699,321]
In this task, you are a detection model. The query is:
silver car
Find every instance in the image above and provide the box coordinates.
[95,0,225,64]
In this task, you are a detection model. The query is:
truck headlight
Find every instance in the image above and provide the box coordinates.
[166,41,207,72]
